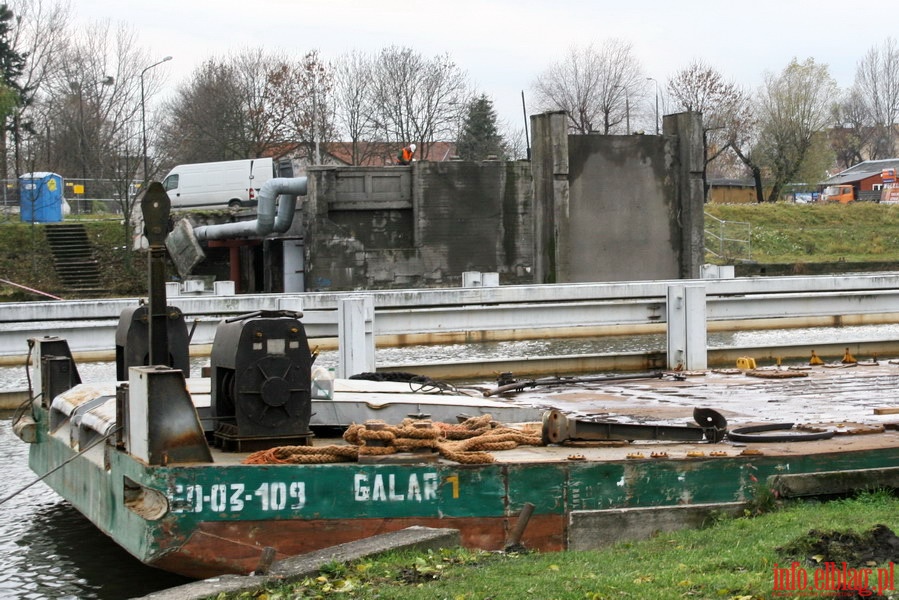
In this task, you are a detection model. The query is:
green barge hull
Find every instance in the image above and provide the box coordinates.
[26,395,899,579]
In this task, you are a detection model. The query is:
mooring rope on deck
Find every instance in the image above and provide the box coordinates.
[242,414,543,465]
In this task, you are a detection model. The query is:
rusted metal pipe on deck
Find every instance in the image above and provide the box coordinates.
[251,547,277,576]
[504,502,535,551]
[484,371,664,397]
[542,407,728,445]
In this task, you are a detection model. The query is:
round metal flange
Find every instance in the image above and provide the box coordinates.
[727,422,834,443]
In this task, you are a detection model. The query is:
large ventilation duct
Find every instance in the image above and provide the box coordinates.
[193,177,308,241]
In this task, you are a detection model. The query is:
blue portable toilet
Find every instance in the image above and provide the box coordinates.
[20,172,64,223]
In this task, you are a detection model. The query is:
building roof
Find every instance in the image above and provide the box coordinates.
[708,178,755,188]
[823,158,899,185]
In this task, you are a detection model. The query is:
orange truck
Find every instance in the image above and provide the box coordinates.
[821,184,856,203]
[823,169,898,203]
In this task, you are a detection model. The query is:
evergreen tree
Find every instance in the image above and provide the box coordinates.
[0,4,25,95]
[456,94,506,160]
[0,3,27,177]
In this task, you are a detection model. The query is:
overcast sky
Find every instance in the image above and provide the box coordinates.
[73,0,899,134]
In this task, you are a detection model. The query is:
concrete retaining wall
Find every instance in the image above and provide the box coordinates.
[531,110,705,284]
[304,161,533,290]
[188,110,706,292]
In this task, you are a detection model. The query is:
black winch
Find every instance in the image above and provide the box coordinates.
[210,310,314,452]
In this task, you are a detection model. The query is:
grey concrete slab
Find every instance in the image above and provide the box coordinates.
[568,502,747,550]
[770,466,899,498]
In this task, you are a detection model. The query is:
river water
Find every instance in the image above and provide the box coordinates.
[2,323,899,598]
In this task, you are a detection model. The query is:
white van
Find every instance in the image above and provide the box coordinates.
[161,158,274,209]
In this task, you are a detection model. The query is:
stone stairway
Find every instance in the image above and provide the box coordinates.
[44,224,102,291]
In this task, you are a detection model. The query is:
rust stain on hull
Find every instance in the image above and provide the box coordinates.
[152,515,566,579]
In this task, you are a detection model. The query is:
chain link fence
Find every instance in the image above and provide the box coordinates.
[0,178,143,222]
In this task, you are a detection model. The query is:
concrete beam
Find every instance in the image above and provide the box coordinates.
[569,502,746,550]
[770,467,899,498]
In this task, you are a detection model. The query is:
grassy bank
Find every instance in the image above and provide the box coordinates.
[0,216,146,300]
[220,491,899,600]
[705,202,899,264]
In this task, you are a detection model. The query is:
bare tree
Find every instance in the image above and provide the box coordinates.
[371,46,469,159]
[854,37,899,159]
[231,48,294,158]
[333,49,381,165]
[667,60,752,199]
[160,48,315,167]
[43,22,153,183]
[35,20,166,267]
[158,58,246,163]
[281,50,336,167]
[532,39,644,134]
[501,123,527,160]
[7,0,71,178]
[755,58,838,202]
[830,89,872,169]
[727,115,765,203]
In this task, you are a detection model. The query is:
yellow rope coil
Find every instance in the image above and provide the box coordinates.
[357,429,397,442]
[243,444,359,464]
[242,414,543,465]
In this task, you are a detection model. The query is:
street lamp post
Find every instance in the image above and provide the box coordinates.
[647,77,659,135]
[70,75,114,213]
[141,56,172,183]
[625,95,630,135]
[613,85,630,134]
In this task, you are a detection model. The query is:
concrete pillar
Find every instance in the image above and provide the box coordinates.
[282,237,305,292]
[666,284,707,370]
[277,296,303,314]
[530,111,569,284]
[481,272,499,287]
[337,296,375,378]
[462,271,482,287]
[663,112,705,279]
[213,280,235,296]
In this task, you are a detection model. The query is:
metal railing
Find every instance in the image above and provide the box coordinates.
[3,274,899,367]
[705,212,751,261]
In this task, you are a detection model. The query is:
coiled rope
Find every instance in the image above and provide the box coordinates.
[243,414,543,466]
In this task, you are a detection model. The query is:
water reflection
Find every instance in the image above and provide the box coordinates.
[0,418,192,600]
